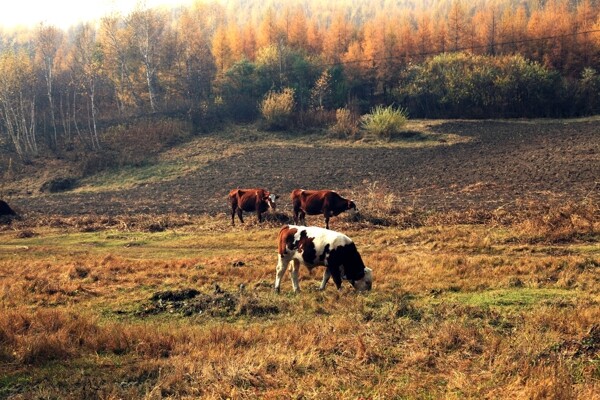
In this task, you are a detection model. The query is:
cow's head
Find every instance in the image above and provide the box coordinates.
[348,199,358,214]
[265,193,279,209]
[350,267,372,291]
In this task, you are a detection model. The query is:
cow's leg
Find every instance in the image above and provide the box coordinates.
[319,269,331,291]
[331,273,342,290]
[327,263,343,290]
[274,255,290,293]
[299,210,306,226]
[236,208,244,224]
[290,259,301,293]
[257,211,262,223]
[323,208,331,229]
[231,206,236,225]
[292,207,299,224]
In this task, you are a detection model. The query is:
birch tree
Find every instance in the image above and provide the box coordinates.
[70,23,102,150]
[0,50,38,159]
[127,7,166,112]
[36,24,63,148]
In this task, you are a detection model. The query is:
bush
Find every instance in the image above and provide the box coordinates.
[329,108,359,138]
[361,105,408,140]
[40,177,78,193]
[297,108,336,129]
[260,88,295,130]
[395,53,563,118]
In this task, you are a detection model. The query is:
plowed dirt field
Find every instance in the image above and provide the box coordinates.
[10,120,600,217]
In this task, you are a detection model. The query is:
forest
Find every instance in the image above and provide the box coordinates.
[0,0,599,160]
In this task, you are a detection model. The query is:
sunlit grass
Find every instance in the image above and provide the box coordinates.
[0,219,598,398]
[441,288,579,308]
[75,162,197,193]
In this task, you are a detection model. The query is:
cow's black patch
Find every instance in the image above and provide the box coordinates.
[298,230,317,265]
[327,243,366,281]
[319,243,330,262]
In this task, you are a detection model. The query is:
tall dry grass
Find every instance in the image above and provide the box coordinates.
[0,195,598,398]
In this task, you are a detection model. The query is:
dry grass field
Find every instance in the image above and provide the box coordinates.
[0,202,598,399]
[0,119,599,399]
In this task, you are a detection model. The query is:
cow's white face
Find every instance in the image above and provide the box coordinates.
[266,193,278,209]
[351,267,372,291]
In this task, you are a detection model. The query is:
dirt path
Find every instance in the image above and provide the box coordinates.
[11,120,600,216]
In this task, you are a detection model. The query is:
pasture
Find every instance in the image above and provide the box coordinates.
[0,119,599,399]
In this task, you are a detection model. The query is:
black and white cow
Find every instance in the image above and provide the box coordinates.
[275,225,372,293]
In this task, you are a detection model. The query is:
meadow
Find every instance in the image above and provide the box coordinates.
[0,119,598,399]
[0,207,598,399]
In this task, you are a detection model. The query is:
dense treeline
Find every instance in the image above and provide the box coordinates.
[0,0,600,159]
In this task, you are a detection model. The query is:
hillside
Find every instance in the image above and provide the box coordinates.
[3,119,599,221]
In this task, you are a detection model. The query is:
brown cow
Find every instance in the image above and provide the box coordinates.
[228,188,278,225]
[291,189,356,229]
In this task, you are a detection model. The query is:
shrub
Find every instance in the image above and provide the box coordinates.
[297,108,336,129]
[361,105,408,140]
[40,177,78,193]
[329,108,359,139]
[395,53,563,118]
[260,88,295,130]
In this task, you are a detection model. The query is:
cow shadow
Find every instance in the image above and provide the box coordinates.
[262,212,293,225]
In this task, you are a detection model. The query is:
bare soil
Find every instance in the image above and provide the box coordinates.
[8,120,600,217]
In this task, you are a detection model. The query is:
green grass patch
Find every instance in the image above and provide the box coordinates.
[0,373,32,398]
[0,228,279,261]
[75,161,197,192]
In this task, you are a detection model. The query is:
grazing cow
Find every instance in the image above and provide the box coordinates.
[291,189,357,229]
[275,225,372,293]
[0,200,16,216]
[228,188,278,225]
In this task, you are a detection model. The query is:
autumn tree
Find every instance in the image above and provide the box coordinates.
[415,10,433,58]
[100,14,143,114]
[287,6,308,51]
[69,23,102,150]
[0,49,38,158]
[257,7,279,50]
[127,6,168,112]
[574,0,598,72]
[227,23,244,62]
[342,39,371,99]
[448,0,466,51]
[498,5,528,54]
[35,24,63,148]
[176,3,217,116]
[306,18,323,55]
[212,26,232,73]
[322,10,353,63]
[434,18,449,54]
